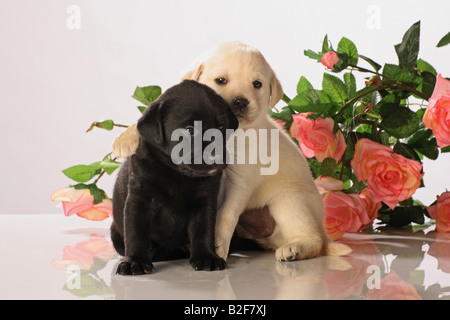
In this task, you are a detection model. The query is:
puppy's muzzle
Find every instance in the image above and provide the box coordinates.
[233,97,249,113]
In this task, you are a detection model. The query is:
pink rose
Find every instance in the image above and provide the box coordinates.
[423,74,450,148]
[315,176,344,194]
[51,187,112,221]
[351,139,423,209]
[321,51,340,70]
[427,191,450,233]
[365,271,422,300]
[359,189,382,229]
[323,191,371,241]
[290,113,347,162]
[274,119,286,128]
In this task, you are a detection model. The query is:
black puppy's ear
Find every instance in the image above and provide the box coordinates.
[137,100,166,146]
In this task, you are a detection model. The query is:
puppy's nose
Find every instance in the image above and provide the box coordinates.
[233,97,249,111]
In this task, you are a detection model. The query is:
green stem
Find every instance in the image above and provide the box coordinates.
[348,64,380,76]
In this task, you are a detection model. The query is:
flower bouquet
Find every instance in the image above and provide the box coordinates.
[52,21,450,240]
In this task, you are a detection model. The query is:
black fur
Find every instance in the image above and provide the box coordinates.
[111,80,238,275]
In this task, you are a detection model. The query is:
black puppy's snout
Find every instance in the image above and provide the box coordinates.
[233,97,249,111]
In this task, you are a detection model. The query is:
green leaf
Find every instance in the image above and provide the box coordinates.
[137,106,147,114]
[379,206,426,228]
[322,34,330,53]
[307,158,321,179]
[419,71,437,99]
[304,50,322,62]
[99,159,122,175]
[359,54,382,72]
[393,142,421,162]
[72,183,108,205]
[322,73,347,103]
[380,103,419,138]
[332,52,349,72]
[337,37,358,65]
[85,120,115,132]
[417,59,437,76]
[289,101,333,114]
[343,72,357,99]
[406,129,439,160]
[437,31,450,48]
[297,76,314,95]
[269,106,294,124]
[132,86,162,106]
[394,21,420,71]
[382,64,418,86]
[319,158,337,176]
[62,164,101,183]
[441,146,450,153]
[343,179,368,194]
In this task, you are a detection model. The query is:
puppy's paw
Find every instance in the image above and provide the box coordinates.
[189,254,227,271]
[116,257,154,276]
[275,243,302,262]
[112,123,139,159]
[215,233,230,260]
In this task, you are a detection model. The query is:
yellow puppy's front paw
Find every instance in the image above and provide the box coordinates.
[215,233,229,260]
[112,123,139,158]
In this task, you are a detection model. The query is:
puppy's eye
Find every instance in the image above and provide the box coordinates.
[253,80,262,89]
[215,78,227,85]
[185,126,195,135]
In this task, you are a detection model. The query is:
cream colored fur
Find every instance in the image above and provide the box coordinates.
[112,42,351,261]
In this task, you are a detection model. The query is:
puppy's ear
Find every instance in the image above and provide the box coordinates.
[180,62,204,81]
[270,72,283,108]
[137,101,166,146]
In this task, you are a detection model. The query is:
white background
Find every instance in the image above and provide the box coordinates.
[0,0,449,214]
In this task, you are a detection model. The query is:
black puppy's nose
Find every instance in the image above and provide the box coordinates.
[233,97,249,111]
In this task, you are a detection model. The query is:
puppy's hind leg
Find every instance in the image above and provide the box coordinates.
[269,193,327,261]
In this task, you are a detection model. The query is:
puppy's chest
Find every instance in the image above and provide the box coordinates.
[150,183,209,215]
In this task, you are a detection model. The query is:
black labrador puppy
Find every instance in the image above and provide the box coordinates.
[111,80,238,275]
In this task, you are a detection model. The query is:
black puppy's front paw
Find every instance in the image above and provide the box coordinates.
[189,254,227,271]
[116,257,154,276]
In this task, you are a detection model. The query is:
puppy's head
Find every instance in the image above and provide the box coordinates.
[137,80,238,177]
[181,42,283,128]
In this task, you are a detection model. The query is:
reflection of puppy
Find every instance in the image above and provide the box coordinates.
[111,80,238,275]
[112,42,351,262]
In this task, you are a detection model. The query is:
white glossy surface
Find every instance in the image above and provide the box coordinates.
[1,214,449,300]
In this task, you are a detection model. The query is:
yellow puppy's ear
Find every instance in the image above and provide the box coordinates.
[270,72,283,108]
[180,62,204,81]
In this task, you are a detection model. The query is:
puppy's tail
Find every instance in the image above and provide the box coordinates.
[325,241,352,257]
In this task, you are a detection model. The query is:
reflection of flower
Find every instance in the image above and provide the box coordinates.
[427,191,450,233]
[428,232,450,273]
[290,113,347,162]
[351,138,423,209]
[325,237,382,299]
[51,187,112,221]
[52,234,116,270]
[423,74,450,148]
[325,257,369,299]
[365,271,422,300]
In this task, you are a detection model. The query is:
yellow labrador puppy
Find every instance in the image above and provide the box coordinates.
[113,42,351,261]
